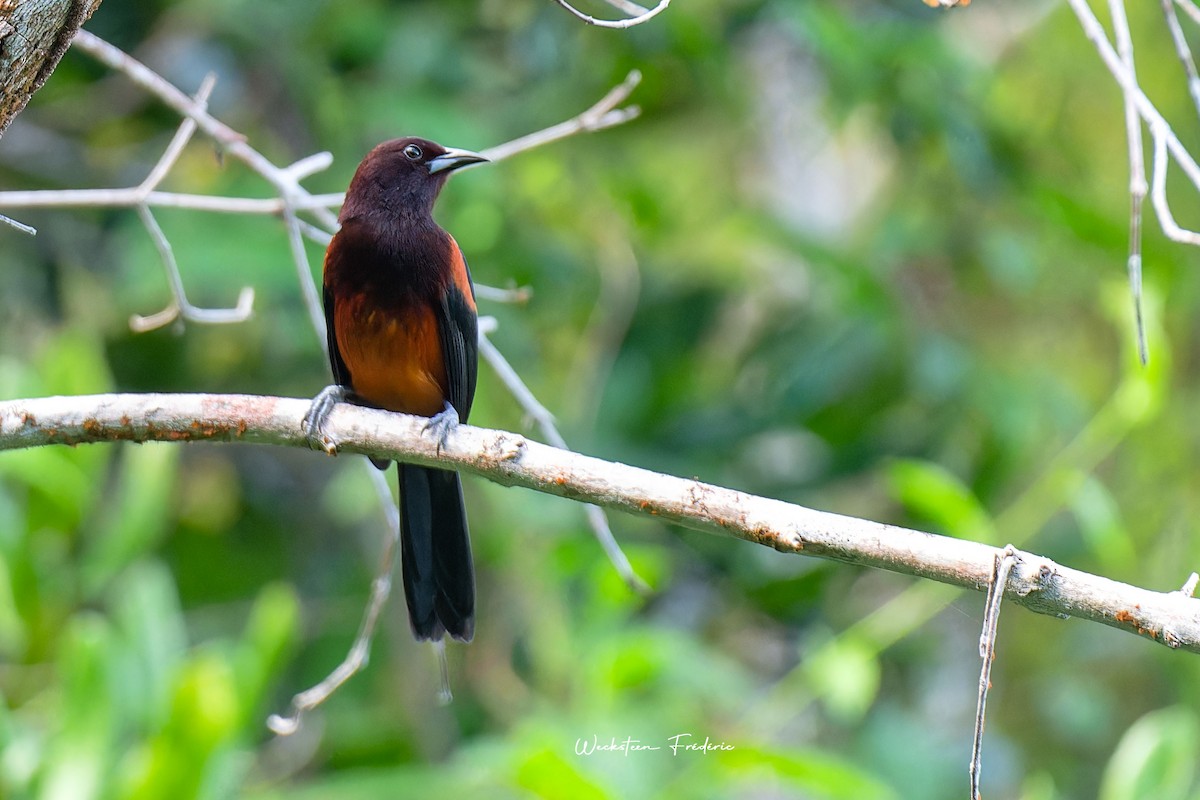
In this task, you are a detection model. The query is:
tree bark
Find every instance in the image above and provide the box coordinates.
[0,0,102,138]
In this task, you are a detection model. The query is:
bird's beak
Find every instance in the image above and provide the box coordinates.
[428,147,489,175]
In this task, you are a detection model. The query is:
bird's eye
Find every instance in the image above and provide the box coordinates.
[403,144,423,160]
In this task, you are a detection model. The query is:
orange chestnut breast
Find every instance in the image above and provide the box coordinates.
[334,293,448,417]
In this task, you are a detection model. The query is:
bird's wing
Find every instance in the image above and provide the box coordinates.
[436,235,478,423]
[322,233,353,388]
[323,284,352,387]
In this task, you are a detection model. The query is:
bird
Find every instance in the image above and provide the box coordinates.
[304,137,487,643]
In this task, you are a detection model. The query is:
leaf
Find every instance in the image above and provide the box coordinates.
[1099,706,1199,800]
[83,444,180,596]
[803,632,881,723]
[515,746,613,800]
[886,459,996,542]
[719,744,898,799]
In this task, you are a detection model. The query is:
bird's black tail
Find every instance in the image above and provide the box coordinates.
[398,463,475,641]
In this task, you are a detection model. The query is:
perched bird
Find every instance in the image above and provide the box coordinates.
[305,137,487,642]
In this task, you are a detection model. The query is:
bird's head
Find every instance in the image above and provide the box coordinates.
[343,137,488,220]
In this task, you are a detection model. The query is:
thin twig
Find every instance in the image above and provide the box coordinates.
[969,545,1017,800]
[268,567,393,735]
[139,73,219,194]
[473,283,533,304]
[131,205,256,331]
[1151,130,1200,245]
[1180,572,1200,596]
[480,70,642,163]
[553,0,671,28]
[71,30,343,234]
[282,204,327,343]
[480,332,650,594]
[1161,0,1200,124]
[126,75,256,331]
[1109,0,1149,364]
[1176,0,1200,26]
[296,218,334,247]
[0,213,36,235]
[269,459,402,735]
[1066,0,1200,364]
[1070,0,1200,211]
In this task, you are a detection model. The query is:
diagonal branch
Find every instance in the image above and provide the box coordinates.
[69,30,341,234]
[3,391,1200,654]
[0,212,36,235]
[478,70,643,163]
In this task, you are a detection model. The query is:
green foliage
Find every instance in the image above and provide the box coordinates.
[4,0,1200,797]
[1098,707,1200,800]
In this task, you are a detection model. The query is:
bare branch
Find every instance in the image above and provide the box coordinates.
[0,212,35,235]
[130,204,255,331]
[282,204,327,343]
[1070,0,1200,212]
[1067,0,1200,361]
[139,72,218,194]
[70,31,340,231]
[0,65,642,220]
[480,329,650,593]
[1161,0,1200,124]
[268,568,392,735]
[472,283,533,304]
[1109,0,1150,363]
[1151,131,1200,245]
[3,392,1200,653]
[1176,0,1200,27]
[0,189,346,214]
[480,70,643,163]
[553,0,671,28]
[125,75,255,331]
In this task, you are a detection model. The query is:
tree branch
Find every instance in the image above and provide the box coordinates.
[3,391,1199,653]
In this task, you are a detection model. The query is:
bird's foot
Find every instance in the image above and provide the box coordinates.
[423,401,460,454]
[303,384,347,455]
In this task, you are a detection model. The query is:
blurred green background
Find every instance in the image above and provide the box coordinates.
[3,0,1200,797]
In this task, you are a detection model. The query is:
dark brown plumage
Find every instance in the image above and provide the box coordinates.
[308,137,486,641]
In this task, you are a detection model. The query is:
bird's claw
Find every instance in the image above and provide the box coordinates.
[303,384,347,455]
[423,401,460,453]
